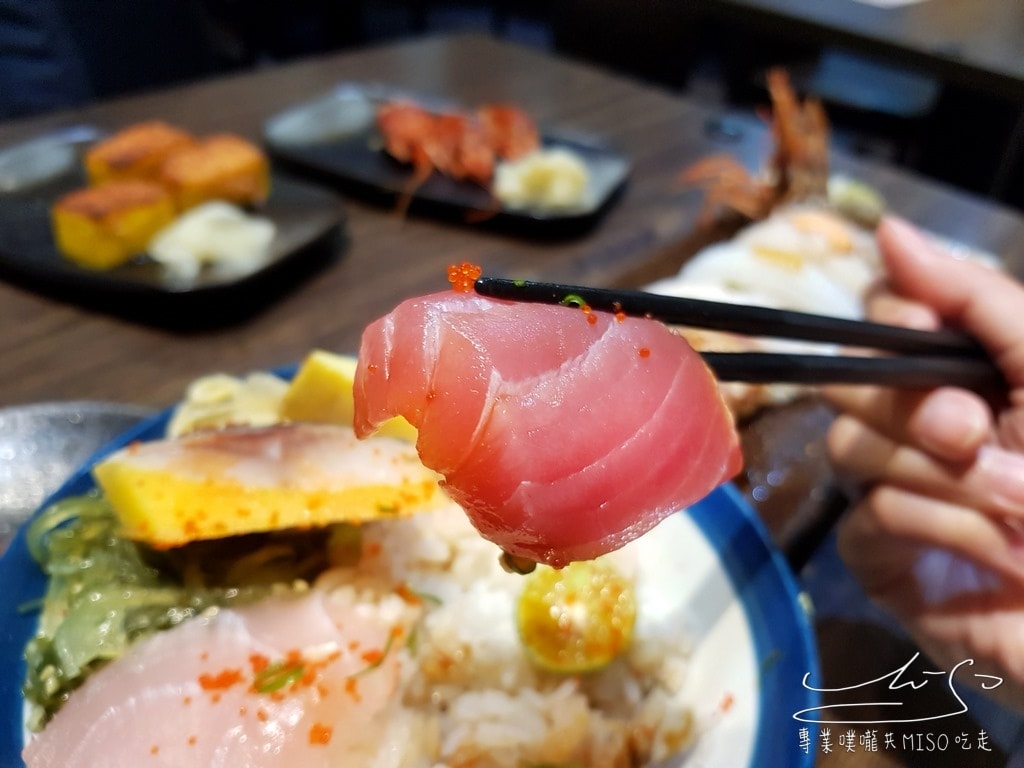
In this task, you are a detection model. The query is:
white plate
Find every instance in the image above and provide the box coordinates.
[0,378,819,767]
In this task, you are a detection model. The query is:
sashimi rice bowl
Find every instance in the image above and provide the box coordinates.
[6,302,815,766]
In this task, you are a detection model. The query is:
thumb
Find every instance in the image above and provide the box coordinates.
[878,217,1024,389]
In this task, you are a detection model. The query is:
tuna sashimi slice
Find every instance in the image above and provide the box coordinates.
[353,291,742,566]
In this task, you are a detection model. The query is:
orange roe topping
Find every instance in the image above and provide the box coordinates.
[249,653,270,674]
[257,709,269,722]
[345,677,361,702]
[720,692,735,713]
[615,311,626,322]
[198,668,244,691]
[150,745,159,756]
[587,314,598,325]
[309,723,334,746]
[638,347,651,358]
[447,262,482,292]
[188,735,197,746]
[361,648,385,665]
[395,583,422,605]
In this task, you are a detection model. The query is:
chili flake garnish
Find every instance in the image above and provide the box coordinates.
[447,262,482,292]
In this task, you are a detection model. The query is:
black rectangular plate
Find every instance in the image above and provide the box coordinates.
[262,83,630,237]
[0,128,347,330]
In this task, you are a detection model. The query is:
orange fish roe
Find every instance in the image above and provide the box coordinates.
[345,677,362,702]
[309,722,334,746]
[638,347,651,358]
[447,262,482,293]
[719,692,735,713]
[198,668,244,692]
[249,653,270,675]
[394,582,422,605]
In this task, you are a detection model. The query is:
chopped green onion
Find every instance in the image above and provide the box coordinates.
[559,293,586,309]
[253,660,305,693]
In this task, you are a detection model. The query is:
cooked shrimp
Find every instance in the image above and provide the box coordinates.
[680,68,831,222]
[477,103,540,161]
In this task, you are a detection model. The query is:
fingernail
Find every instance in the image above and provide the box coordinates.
[978,446,1024,512]
[914,390,989,456]
[883,216,930,249]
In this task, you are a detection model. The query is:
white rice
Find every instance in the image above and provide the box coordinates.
[313,501,697,768]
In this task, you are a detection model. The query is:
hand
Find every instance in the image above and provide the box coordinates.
[825,216,1024,709]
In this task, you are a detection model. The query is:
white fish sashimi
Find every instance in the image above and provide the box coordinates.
[678,240,864,319]
[22,591,418,768]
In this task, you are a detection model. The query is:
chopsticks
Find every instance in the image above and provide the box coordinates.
[473,277,1004,392]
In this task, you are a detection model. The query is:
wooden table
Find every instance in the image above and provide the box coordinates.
[2,31,1024,766]
[2,32,1023,410]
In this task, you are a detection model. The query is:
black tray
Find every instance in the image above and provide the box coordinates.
[263,83,630,236]
[0,127,347,330]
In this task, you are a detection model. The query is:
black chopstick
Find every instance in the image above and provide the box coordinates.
[700,352,1000,390]
[474,277,984,356]
[474,277,1004,392]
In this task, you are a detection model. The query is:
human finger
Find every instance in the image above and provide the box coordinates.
[862,282,941,330]
[877,217,1024,388]
[823,385,992,462]
[996,405,1024,454]
[828,415,1024,519]
[838,485,1024,586]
